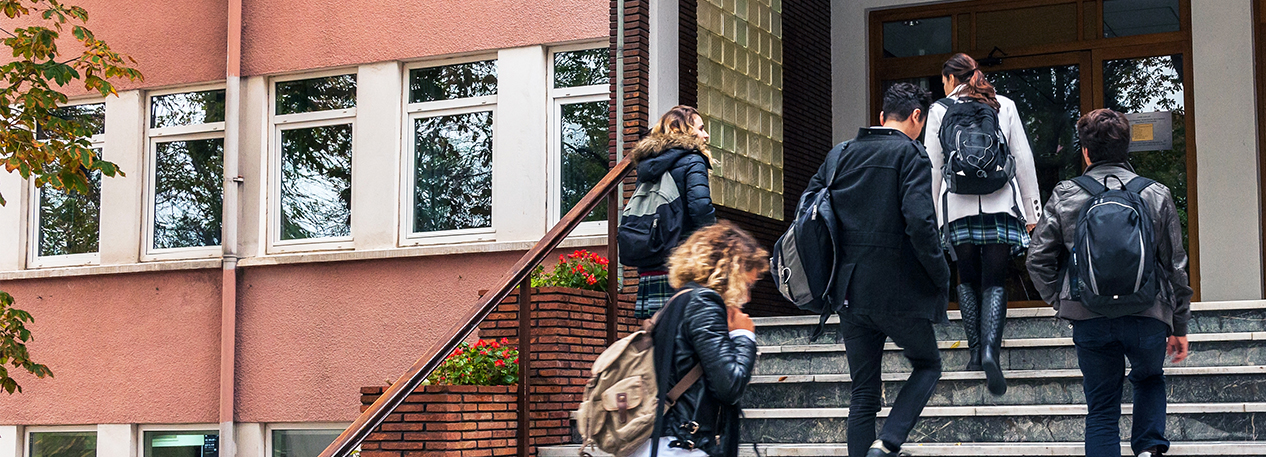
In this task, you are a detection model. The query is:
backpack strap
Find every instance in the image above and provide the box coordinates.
[1071,175,1109,196]
[663,366,703,408]
[1125,176,1157,195]
[822,140,851,189]
[934,97,955,110]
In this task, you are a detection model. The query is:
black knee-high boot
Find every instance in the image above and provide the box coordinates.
[980,286,1008,396]
[956,283,982,371]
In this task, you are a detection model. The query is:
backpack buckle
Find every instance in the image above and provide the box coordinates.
[680,421,700,434]
[669,439,696,451]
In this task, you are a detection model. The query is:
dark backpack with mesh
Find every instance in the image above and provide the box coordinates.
[936,98,1015,195]
[1070,175,1160,318]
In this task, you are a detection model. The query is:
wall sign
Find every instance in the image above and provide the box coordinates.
[1125,111,1173,152]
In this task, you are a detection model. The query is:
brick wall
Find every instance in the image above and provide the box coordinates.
[476,287,637,449]
[359,385,518,457]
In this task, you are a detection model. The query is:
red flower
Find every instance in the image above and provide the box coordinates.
[495,360,506,367]
[491,341,501,349]
[586,274,598,285]
[559,254,566,262]
[480,350,489,356]
[500,338,509,345]
[513,357,519,365]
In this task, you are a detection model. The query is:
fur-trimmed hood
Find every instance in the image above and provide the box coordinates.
[629,132,709,164]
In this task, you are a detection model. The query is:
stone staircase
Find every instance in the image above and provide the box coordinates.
[541,301,1266,456]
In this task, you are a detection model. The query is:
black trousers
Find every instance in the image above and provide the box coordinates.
[840,311,942,457]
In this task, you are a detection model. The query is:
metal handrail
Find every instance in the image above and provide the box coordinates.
[318,155,635,457]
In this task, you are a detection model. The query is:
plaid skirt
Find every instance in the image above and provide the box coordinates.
[635,273,673,319]
[944,213,1030,252]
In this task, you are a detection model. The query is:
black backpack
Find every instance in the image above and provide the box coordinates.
[1071,174,1159,317]
[618,167,686,268]
[936,97,1016,195]
[771,142,848,342]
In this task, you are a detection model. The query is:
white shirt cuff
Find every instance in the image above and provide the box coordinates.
[728,329,756,342]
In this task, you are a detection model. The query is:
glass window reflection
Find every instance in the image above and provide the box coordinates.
[152,90,226,128]
[410,61,497,103]
[39,163,101,257]
[882,17,951,58]
[413,111,493,232]
[554,49,610,88]
[30,432,97,457]
[280,124,353,240]
[154,138,224,249]
[1104,54,1188,248]
[271,430,340,457]
[560,101,609,221]
[38,103,105,140]
[275,75,357,115]
[1103,0,1180,38]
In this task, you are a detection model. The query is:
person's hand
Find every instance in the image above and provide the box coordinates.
[727,307,755,332]
[1167,335,1189,363]
[1026,223,1037,233]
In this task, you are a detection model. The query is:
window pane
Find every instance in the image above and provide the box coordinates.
[413,111,493,232]
[554,49,610,88]
[882,17,952,58]
[152,90,226,128]
[144,431,218,457]
[409,60,497,103]
[38,103,105,139]
[560,101,610,222]
[987,65,1083,204]
[275,75,357,115]
[1104,54,1188,249]
[281,124,352,240]
[271,430,341,457]
[39,166,101,256]
[154,138,224,249]
[1104,0,1180,38]
[30,432,96,457]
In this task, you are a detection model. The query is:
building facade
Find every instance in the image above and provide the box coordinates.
[4,0,1266,456]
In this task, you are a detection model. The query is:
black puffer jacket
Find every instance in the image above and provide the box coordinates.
[631,133,716,271]
[651,285,757,456]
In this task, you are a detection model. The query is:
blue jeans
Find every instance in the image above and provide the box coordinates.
[1072,316,1170,457]
[840,311,942,457]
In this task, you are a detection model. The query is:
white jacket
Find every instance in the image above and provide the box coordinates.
[925,86,1041,227]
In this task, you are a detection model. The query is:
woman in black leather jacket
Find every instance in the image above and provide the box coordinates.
[635,221,765,457]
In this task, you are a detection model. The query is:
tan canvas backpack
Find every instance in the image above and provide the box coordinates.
[576,289,703,457]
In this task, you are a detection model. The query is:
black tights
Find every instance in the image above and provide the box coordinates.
[954,243,1010,290]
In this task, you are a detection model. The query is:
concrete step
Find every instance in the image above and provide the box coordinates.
[541,441,1266,456]
[744,366,1266,408]
[754,332,1266,375]
[740,403,1266,444]
[752,301,1266,347]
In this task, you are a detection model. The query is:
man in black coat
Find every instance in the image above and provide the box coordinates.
[803,83,949,457]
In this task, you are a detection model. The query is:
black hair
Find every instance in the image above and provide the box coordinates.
[1077,108,1131,164]
[882,82,932,123]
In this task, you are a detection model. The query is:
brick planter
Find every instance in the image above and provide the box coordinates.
[477,287,636,448]
[360,384,518,457]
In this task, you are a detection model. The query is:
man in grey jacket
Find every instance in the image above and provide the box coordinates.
[1026,108,1193,457]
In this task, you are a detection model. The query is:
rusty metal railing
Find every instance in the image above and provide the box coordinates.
[318,155,634,457]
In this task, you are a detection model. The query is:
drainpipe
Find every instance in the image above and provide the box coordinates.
[221,0,243,454]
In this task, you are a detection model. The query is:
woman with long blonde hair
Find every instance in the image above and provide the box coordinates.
[628,105,717,319]
[631,221,764,457]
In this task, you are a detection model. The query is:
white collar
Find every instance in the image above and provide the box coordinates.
[948,84,967,97]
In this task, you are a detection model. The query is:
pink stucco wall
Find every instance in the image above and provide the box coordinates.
[240,0,609,76]
[234,251,528,422]
[0,244,607,424]
[0,0,227,95]
[0,270,223,424]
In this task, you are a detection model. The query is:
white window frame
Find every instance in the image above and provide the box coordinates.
[137,425,219,457]
[547,44,611,237]
[27,99,106,269]
[264,423,351,457]
[267,69,358,253]
[398,56,499,246]
[24,426,97,457]
[142,85,227,261]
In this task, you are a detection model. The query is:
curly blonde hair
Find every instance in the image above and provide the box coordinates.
[667,220,769,308]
